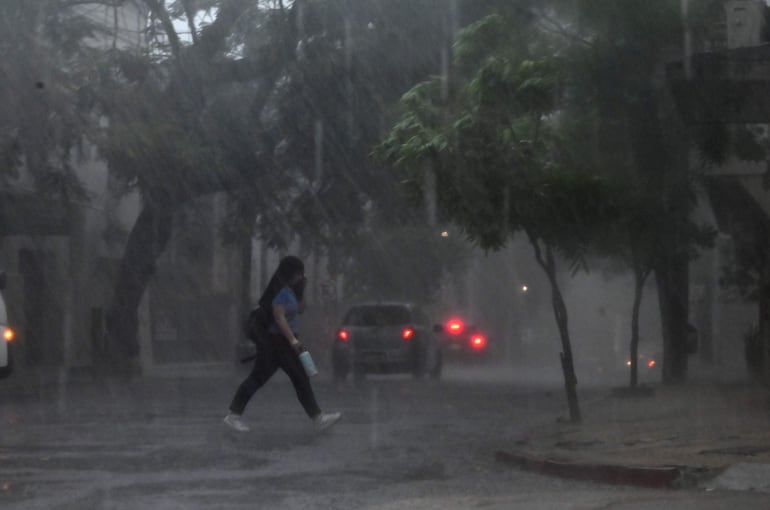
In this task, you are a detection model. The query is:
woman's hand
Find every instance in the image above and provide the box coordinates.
[289,338,303,354]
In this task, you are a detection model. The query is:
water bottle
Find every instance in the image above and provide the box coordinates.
[298,348,318,377]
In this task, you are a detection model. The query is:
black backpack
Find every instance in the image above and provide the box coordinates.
[243,305,271,342]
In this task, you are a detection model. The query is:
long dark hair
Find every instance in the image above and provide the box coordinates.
[258,255,305,309]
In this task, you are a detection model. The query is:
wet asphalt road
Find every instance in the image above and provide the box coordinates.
[1,363,769,509]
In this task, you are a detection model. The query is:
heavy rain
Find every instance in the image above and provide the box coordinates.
[2,1,770,508]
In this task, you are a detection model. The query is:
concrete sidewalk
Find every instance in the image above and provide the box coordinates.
[497,380,770,492]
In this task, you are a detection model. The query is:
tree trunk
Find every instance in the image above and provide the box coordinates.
[530,237,581,423]
[629,268,649,388]
[655,250,689,384]
[104,202,174,376]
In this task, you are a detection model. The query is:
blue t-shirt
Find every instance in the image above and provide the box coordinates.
[269,286,299,334]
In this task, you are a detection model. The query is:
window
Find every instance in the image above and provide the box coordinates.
[343,305,411,326]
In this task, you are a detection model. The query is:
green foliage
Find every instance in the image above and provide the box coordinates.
[260,0,454,261]
[99,117,220,202]
[379,1,721,391]
[598,173,716,279]
[94,1,291,209]
[378,79,446,170]
[97,0,464,294]
[454,12,531,75]
[541,0,719,280]
[0,0,103,198]
[379,12,614,260]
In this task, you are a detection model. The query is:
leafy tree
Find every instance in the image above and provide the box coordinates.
[556,73,715,388]
[262,0,455,277]
[98,0,458,373]
[94,0,303,373]
[594,182,714,387]
[0,0,106,200]
[548,0,723,384]
[379,12,623,423]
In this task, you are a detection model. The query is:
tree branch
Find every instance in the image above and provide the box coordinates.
[533,9,593,48]
[527,231,549,273]
[195,0,253,59]
[181,0,199,44]
[144,0,181,57]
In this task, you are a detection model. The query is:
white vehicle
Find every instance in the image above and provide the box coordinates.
[0,272,14,379]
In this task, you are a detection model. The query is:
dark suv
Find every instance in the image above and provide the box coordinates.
[331,302,442,382]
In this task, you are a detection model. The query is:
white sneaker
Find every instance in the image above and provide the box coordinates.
[223,412,250,432]
[313,412,341,432]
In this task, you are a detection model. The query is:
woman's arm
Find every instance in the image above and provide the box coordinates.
[273,304,301,352]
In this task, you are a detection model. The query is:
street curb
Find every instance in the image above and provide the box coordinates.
[495,450,683,489]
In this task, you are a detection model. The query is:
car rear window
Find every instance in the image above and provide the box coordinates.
[343,306,411,326]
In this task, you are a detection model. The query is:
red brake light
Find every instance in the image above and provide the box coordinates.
[647,360,656,368]
[338,329,349,342]
[402,328,414,340]
[470,334,486,350]
[3,328,13,342]
[446,318,464,335]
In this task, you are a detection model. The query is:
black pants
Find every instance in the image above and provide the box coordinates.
[229,333,321,419]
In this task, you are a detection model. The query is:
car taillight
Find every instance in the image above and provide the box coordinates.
[402,328,414,340]
[4,328,13,342]
[338,329,349,342]
[446,318,464,335]
[647,360,656,368]
[470,334,486,350]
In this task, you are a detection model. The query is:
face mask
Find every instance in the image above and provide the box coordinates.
[291,276,306,299]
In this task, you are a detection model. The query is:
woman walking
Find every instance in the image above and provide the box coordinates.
[224,255,341,432]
